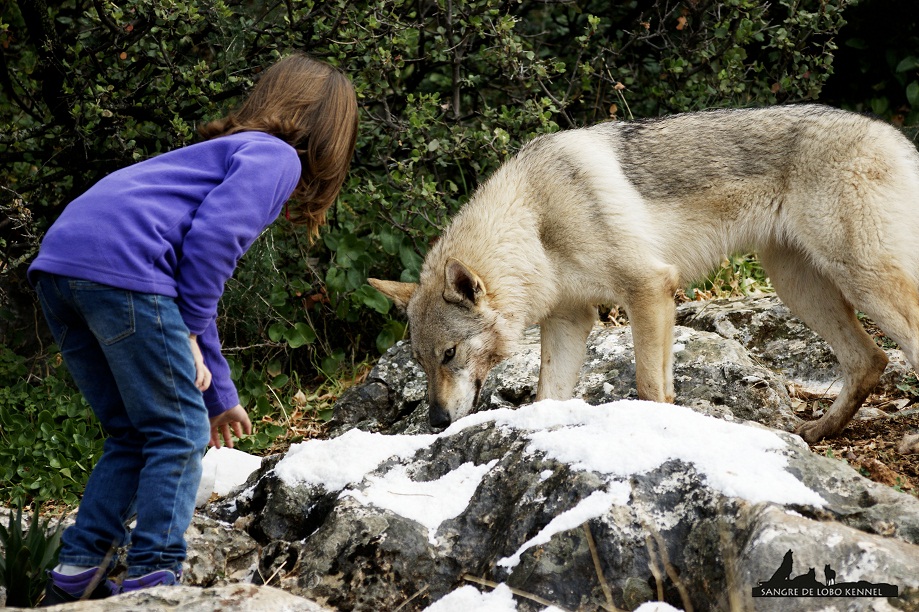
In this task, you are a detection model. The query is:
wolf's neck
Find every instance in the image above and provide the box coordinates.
[428,174,558,329]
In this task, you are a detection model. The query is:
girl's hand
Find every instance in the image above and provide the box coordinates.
[209,404,252,449]
[188,334,212,391]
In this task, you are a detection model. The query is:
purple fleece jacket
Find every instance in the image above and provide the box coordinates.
[28,131,301,416]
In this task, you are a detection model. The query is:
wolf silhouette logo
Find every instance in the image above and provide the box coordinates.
[763,550,794,584]
[753,549,898,598]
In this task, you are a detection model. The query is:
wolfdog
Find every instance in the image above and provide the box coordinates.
[370,105,919,442]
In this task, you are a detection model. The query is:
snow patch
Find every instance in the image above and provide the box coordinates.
[345,460,498,544]
[275,428,435,491]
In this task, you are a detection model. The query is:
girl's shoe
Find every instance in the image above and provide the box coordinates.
[41,567,118,606]
[120,569,180,591]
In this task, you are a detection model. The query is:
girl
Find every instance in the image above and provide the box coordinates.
[29,52,358,602]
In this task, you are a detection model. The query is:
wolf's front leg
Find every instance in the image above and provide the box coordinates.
[536,304,598,400]
[625,265,680,403]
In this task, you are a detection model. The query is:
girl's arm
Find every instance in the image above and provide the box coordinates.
[196,323,252,447]
[175,136,299,336]
[197,319,240,416]
[188,334,212,391]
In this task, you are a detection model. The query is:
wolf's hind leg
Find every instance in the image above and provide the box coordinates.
[624,264,680,403]
[536,304,597,401]
[759,245,888,443]
[836,262,919,375]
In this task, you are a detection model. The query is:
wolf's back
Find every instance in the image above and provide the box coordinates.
[466,104,919,283]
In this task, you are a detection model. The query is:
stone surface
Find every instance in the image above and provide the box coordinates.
[212,399,919,611]
[183,515,260,586]
[330,321,803,437]
[31,584,327,611]
[675,296,915,397]
[313,296,919,610]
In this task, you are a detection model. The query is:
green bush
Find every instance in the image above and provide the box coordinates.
[0,506,63,607]
[820,0,919,140]
[1,0,855,361]
[0,0,862,502]
[0,348,103,507]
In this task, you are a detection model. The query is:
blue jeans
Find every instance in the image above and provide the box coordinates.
[34,273,210,577]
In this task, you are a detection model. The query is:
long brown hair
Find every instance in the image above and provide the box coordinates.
[198,53,358,235]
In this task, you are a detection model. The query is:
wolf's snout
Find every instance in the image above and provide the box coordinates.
[429,402,451,430]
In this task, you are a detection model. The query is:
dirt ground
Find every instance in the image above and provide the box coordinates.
[797,389,919,498]
[797,318,919,498]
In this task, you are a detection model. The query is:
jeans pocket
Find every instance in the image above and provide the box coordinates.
[71,281,136,345]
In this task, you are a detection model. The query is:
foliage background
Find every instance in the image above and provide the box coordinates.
[1,0,917,506]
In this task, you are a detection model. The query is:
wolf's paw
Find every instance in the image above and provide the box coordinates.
[795,418,838,444]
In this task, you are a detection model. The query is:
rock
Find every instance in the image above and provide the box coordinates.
[675,296,838,387]
[735,506,919,612]
[32,584,327,611]
[12,296,918,612]
[305,296,919,609]
[899,433,919,455]
[675,296,914,397]
[215,400,919,611]
[328,338,432,436]
[183,515,260,586]
[576,325,799,431]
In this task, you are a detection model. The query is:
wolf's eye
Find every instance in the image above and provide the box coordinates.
[442,346,456,364]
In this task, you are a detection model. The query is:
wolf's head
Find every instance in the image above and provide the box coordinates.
[369,258,511,430]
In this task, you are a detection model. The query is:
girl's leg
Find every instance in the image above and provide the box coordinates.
[36,275,209,578]
[35,275,139,569]
[76,283,209,578]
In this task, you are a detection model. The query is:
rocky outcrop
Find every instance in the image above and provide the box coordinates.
[198,297,919,611]
[330,296,914,438]
[674,296,915,398]
[35,584,327,611]
[207,398,919,611]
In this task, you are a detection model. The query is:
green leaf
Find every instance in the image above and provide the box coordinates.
[399,244,423,279]
[870,97,889,116]
[266,360,283,377]
[376,320,406,353]
[284,322,316,349]
[268,323,285,343]
[354,284,391,314]
[320,349,345,377]
[907,81,919,107]
[895,56,919,73]
[271,374,290,388]
[844,37,867,50]
[379,228,403,255]
[318,408,335,422]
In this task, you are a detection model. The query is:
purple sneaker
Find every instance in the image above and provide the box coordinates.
[42,568,118,606]
[120,569,180,592]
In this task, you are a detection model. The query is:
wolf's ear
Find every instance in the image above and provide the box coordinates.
[443,258,486,306]
[368,278,417,310]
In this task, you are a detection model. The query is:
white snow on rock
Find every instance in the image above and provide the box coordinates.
[269,399,824,556]
[195,446,264,507]
[247,398,830,611]
[497,486,630,569]
[344,459,499,544]
[447,399,825,508]
[275,428,436,491]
